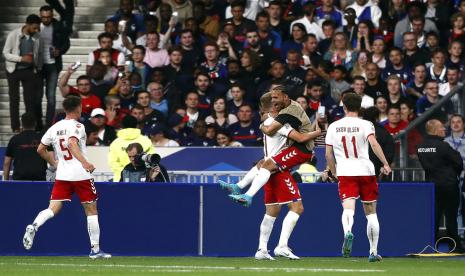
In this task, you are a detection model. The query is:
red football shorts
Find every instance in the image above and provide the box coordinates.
[51,179,98,203]
[271,146,313,171]
[337,176,378,202]
[264,170,301,205]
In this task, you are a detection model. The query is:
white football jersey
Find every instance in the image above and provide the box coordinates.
[41,119,92,181]
[263,116,293,157]
[325,117,375,176]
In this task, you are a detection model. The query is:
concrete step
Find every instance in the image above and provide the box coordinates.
[66,46,98,55]
[0,7,117,15]
[70,38,98,46]
[0,0,120,7]
[76,30,104,39]
[0,69,86,80]
[0,14,110,23]
[0,23,104,31]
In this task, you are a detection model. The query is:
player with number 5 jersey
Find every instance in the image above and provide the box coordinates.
[325,93,391,262]
[22,95,111,259]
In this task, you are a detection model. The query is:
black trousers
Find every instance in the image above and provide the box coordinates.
[435,186,463,249]
[6,69,42,131]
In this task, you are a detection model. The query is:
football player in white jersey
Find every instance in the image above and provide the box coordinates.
[221,92,321,260]
[325,93,391,262]
[22,95,111,259]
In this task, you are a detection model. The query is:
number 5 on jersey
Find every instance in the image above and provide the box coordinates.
[341,136,358,158]
[59,138,73,160]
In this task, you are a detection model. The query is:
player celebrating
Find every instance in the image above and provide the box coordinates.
[325,93,391,262]
[22,95,111,259]
[228,86,316,207]
[221,92,321,260]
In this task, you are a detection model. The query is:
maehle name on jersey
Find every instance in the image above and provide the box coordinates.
[336,126,360,133]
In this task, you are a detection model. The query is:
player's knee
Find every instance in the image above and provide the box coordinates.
[83,202,98,216]
[290,202,304,215]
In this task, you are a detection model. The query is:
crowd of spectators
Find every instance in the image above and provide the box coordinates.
[4,0,465,159]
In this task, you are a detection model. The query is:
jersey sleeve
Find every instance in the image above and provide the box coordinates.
[277,124,293,137]
[69,122,85,141]
[364,121,376,140]
[40,127,53,146]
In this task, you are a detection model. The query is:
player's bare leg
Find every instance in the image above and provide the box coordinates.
[255,205,281,260]
[363,202,381,262]
[341,199,356,257]
[220,161,264,195]
[23,201,63,250]
[83,202,111,259]
[274,201,303,260]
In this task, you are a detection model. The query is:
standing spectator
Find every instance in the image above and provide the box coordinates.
[87,32,125,72]
[89,108,117,146]
[417,119,465,253]
[205,97,238,129]
[315,0,344,28]
[400,100,417,123]
[227,84,248,116]
[290,2,325,41]
[226,0,256,44]
[384,105,408,137]
[178,29,201,72]
[39,5,71,127]
[266,1,290,41]
[108,115,155,182]
[58,67,102,116]
[304,80,337,121]
[103,19,133,57]
[168,0,193,26]
[193,1,220,41]
[254,11,282,55]
[144,32,170,68]
[3,14,42,132]
[3,113,47,181]
[352,20,374,52]
[416,80,454,123]
[110,0,145,42]
[445,114,465,241]
[45,0,74,33]
[227,104,262,146]
[347,0,382,28]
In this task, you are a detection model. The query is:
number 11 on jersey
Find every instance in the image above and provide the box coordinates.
[341,136,358,159]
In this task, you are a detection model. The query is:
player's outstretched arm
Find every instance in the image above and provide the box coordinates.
[68,137,95,173]
[367,135,392,175]
[37,143,58,168]
[260,120,283,136]
[325,145,337,179]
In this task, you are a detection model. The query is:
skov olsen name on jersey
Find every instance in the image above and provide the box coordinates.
[335,126,360,133]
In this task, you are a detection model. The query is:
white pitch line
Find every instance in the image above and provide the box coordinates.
[0,262,385,273]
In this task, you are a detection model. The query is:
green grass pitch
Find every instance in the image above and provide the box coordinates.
[1,256,465,275]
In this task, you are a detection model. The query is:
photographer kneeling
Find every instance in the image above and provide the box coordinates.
[120,143,169,182]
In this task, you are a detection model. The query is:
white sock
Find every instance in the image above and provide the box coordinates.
[366,213,380,255]
[237,166,259,189]
[342,209,355,235]
[32,208,54,231]
[278,211,300,248]
[258,214,276,251]
[245,168,271,197]
[87,215,100,253]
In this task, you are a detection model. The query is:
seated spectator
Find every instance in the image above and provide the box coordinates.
[184,91,207,128]
[423,31,440,53]
[162,45,192,96]
[350,76,374,108]
[84,121,100,146]
[110,0,145,42]
[127,45,151,89]
[227,84,249,116]
[318,20,336,55]
[135,15,170,49]
[135,90,166,131]
[304,79,337,121]
[295,95,312,118]
[193,72,223,114]
[402,31,430,68]
[109,115,155,182]
[147,125,179,147]
[285,50,306,87]
[328,65,351,103]
[290,2,324,41]
[240,49,266,91]
[58,67,101,115]
[98,49,119,85]
[104,95,127,129]
[374,95,388,125]
[281,23,306,61]
[225,0,256,44]
[3,113,47,181]
[266,0,289,41]
[227,104,262,146]
[144,32,170,68]
[254,11,282,54]
[315,0,343,28]
[128,71,144,93]
[406,63,427,103]
[199,42,228,81]
[183,119,216,146]
[178,29,201,72]
[448,12,465,45]
[386,75,407,106]
[382,47,412,84]
[428,48,448,84]
[416,80,454,123]
[217,31,238,61]
[87,32,125,72]
[193,1,220,40]
[364,62,388,99]
[108,78,135,113]
[447,40,464,74]
[385,105,408,137]
[88,62,113,103]
[323,32,357,71]
[301,33,322,70]
[243,28,276,72]
[166,113,188,144]
[89,108,117,146]
[439,66,462,113]
[352,20,374,52]
[400,100,417,123]
[347,0,382,29]
[371,38,387,69]
[130,104,146,129]
[148,82,169,117]
[205,97,238,129]
[350,49,369,79]
[205,124,217,143]
[216,129,243,147]
[158,3,182,42]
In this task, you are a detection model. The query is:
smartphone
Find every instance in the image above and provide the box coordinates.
[118,20,127,33]
[71,61,81,71]
[317,105,326,118]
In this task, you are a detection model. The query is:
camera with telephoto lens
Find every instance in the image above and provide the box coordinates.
[135,153,161,168]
